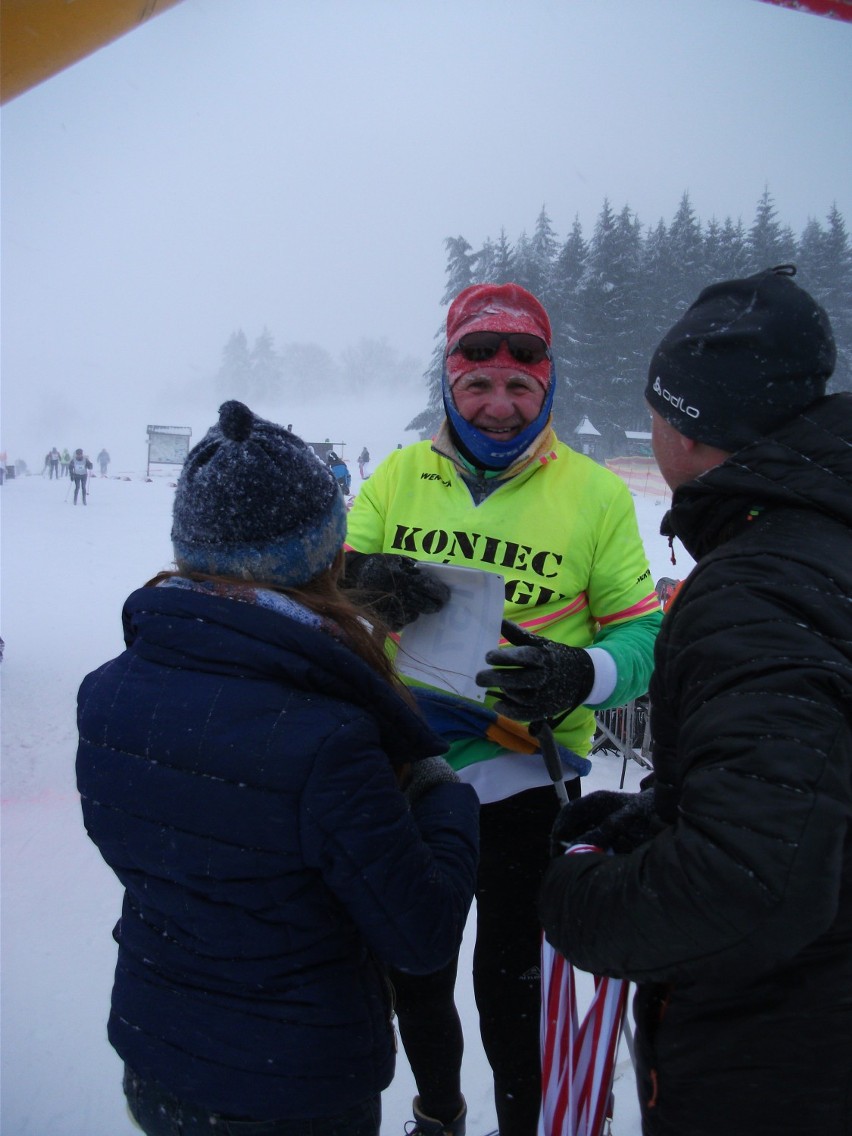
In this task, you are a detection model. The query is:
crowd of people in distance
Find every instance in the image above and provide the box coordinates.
[0,445,112,502]
[33,446,103,504]
[39,446,110,481]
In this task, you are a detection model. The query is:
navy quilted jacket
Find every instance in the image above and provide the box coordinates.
[76,582,479,1120]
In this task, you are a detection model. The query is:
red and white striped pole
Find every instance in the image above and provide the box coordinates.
[540,844,630,1136]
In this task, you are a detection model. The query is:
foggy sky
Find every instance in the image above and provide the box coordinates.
[2,0,851,467]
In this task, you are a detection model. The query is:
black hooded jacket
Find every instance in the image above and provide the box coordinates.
[539,393,852,1136]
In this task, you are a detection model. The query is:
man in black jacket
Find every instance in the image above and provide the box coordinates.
[539,265,852,1136]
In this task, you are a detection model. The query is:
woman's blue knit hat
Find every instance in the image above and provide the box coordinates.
[172,401,347,587]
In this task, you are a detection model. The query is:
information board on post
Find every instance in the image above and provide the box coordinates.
[146,425,192,476]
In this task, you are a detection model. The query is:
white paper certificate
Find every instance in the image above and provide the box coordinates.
[395,563,505,702]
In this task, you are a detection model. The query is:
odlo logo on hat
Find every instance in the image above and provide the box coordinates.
[652,376,700,420]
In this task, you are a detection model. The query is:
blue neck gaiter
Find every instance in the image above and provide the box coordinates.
[442,362,556,471]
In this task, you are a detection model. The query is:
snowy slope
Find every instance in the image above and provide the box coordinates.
[0,409,690,1136]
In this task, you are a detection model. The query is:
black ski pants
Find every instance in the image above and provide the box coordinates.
[72,473,88,504]
[391,781,577,1136]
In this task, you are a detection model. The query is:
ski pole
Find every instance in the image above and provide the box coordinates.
[530,718,569,805]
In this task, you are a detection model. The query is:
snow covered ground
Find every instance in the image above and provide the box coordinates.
[0,403,691,1136]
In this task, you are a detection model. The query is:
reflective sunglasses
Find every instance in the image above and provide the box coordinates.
[447,331,551,366]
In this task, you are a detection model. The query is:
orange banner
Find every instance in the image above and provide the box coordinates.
[1,0,185,104]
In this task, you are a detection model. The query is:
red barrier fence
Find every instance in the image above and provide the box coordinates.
[605,456,671,502]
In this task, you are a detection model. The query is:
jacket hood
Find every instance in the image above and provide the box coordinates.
[663,393,852,562]
[120,583,446,766]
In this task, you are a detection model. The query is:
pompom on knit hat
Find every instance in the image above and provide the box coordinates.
[646,264,836,452]
[171,401,347,587]
[445,282,553,390]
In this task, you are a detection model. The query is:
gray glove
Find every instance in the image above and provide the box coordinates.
[405,756,460,805]
[475,619,595,721]
[343,552,450,632]
[550,788,659,856]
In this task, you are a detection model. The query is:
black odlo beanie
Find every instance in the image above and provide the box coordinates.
[172,401,347,586]
[646,265,836,451]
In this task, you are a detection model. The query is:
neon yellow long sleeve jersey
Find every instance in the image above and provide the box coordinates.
[346,437,661,761]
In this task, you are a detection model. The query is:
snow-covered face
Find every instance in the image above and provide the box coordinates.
[450,369,547,443]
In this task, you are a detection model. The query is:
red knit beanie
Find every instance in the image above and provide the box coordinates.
[445,283,553,389]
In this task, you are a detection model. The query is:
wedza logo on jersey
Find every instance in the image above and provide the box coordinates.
[653,376,700,419]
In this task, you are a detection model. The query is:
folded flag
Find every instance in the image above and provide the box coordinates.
[412,687,591,778]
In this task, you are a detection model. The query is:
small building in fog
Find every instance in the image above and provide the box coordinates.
[624,430,652,457]
[574,416,602,459]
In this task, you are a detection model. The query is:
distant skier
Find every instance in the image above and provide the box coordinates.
[46,447,60,479]
[70,449,93,505]
[357,446,370,479]
[326,450,351,495]
[97,448,110,476]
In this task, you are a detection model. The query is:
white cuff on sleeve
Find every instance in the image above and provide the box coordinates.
[584,647,617,705]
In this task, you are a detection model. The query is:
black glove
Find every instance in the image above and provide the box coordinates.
[342,552,450,632]
[550,788,658,856]
[405,756,460,805]
[475,619,595,721]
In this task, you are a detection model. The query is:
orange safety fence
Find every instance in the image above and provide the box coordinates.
[605,456,671,502]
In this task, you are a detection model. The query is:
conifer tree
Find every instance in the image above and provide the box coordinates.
[637,218,677,388]
[405,337,446,438]
[717,216,752,278]
[250,328,283,402]
[441,236,475,304]
[278,341,339,396]
[406,237,474,436]
[796,217,826,285]
[575,200,646,443]
[216,329,252,401]
[510,231,534,294]
[550,218,589,413]
[491,228,515,283]
[528,205,560,306]
[748,188,795,270]
[404,192,850,448]
[340,338,421,393]
[797,205,852,391]
[474,238,497,284]
[668,192,705,311]
[702,217,723,277]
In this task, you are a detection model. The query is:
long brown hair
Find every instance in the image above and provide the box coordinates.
[144,551,414,707]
